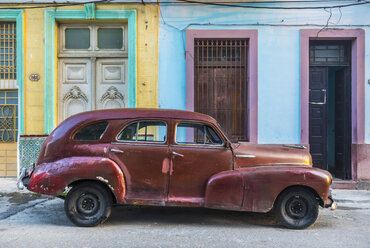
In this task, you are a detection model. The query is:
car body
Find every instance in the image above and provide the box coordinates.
[18,108,336,228]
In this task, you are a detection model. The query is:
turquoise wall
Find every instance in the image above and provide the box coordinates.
[158,3,370,144]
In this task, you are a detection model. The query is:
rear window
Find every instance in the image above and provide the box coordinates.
[73,121,108,141]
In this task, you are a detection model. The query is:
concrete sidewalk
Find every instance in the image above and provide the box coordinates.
[1,177,370,210]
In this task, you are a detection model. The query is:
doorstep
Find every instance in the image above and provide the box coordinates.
[332,180,356,190]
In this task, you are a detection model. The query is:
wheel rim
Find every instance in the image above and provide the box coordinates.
[285,195,308,219]
[76,193,100,216]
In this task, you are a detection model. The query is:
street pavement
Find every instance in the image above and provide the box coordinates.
[0,177,370,248]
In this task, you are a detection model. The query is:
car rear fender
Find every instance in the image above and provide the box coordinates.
[27,156,126,203]
[204,170,244,211]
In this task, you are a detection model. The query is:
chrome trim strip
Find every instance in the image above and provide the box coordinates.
[283,144,307,149]
[171,144,226,150]
[110,148,124,153]
[172,151,184,157]
[111,142,168,147]
[235,154,256,158]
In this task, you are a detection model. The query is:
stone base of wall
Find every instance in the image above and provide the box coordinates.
[353,144,370,181]
[0,143,17,177]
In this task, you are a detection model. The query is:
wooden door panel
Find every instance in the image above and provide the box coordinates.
[96,59,128,109]
[58,58,92,123]
[194,39,248,141]
[334,67,351,179]
[309,67,328,170]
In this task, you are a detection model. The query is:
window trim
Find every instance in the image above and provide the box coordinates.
[173,121,225,148]
[59,23,127,55]
[115,119,168,144]
[0,10,24,135]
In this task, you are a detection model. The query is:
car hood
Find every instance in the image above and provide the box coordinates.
[232,142,312,168]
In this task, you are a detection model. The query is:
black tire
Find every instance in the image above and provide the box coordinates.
[64,182,112,227]
[274,188,319,229]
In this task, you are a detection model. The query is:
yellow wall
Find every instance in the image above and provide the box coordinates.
[22,3,159,135]
[0,143,17,177]
[24,8,45,135]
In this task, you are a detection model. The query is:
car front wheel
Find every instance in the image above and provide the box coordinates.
[274,188,319,229]
[64,182,112,227]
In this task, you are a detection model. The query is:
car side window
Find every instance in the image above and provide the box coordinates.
[176,122,223,145]
[117,121,167,142]
[73,121,108,141]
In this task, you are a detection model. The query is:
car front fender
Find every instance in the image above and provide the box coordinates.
[204,166,332,213]
[239,165,332,212]
[27,156,126,203]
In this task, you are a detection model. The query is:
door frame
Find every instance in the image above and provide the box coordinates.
[185,30,258,143]
[300,29,365,180]
[44,7,137,134]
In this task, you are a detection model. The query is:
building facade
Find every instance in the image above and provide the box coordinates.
[0,1,159,176]
[0,0,369,187]
[157,1,370,185]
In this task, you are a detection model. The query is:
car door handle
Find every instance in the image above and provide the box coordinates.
[172,151,184,157]
[235,154,256,158]
[111,148,124,153]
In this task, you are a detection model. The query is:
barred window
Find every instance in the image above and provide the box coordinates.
[0,22,17,89]
[0,90,18,142]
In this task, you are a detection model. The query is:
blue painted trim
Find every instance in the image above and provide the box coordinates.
[44,8,137,134]
[0,10,24,135]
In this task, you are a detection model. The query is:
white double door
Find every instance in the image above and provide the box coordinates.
[58,58,128,122]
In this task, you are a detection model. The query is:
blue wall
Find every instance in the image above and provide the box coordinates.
[158,3,370,144]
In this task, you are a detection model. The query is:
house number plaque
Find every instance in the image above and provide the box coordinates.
[29,73,40,81]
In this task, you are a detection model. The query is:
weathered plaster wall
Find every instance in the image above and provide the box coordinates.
[24,9,45,135]
[158,3,370,144]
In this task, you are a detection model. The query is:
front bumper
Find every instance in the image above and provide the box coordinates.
[17,164,34,190]
[324,189,337,210]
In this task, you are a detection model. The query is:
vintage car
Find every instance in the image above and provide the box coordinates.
[18,109,336,229]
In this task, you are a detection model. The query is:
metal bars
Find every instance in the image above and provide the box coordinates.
[194,39,248,141]
[0,90,18,142]
[309,40,350,66]
[0,22,17,89]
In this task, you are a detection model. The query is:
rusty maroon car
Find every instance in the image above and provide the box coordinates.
[18,109,336,228]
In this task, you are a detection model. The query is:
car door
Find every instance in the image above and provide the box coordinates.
[168,121,233,205]
[109,120,170,203]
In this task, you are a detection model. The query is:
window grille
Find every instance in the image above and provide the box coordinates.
[0,22,17,89]
[0,90,18,142]
[194,39,248,141]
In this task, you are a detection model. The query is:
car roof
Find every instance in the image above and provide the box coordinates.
[68,108,218,124]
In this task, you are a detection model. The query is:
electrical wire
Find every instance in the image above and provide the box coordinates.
[0,0,109,9]
[1,0,369,10]
[175,0,370,10]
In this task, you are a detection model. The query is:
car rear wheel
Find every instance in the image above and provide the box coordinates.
[274,188,319,229]
[64,182,112,227]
